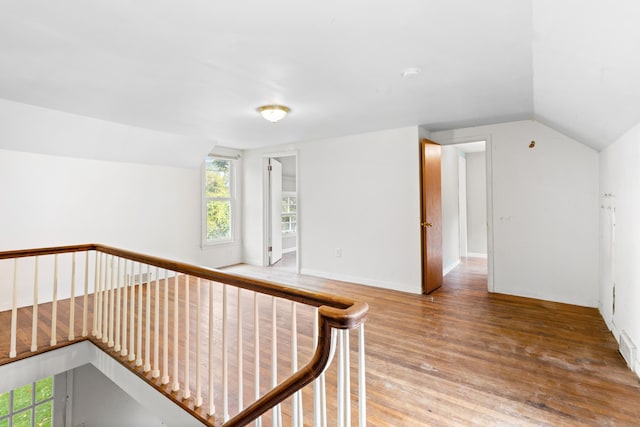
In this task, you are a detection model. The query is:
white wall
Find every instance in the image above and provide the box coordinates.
[440,146,461,275]
[432,120,599,307]
[466,151,487,255]
[72,364,165,427]
[243,126,422,293]
[599,121,640,375]
[0,102,244,309]
[0,99,244,269]
[0,148,242,266]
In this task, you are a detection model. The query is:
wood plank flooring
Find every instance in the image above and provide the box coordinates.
[2,257,640,426]
[224,257,640,426]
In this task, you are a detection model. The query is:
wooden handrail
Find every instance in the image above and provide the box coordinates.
[225,312,334,426]
[0,243,369,426]
[0,244,368,329]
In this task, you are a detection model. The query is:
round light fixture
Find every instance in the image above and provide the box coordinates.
[257,104,290,123]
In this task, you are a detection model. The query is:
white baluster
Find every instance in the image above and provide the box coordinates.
[69,252,76,341]
[291,302,303,426]
[195,277,203,407]
[358,325,366,427]
[82,251,89,337]
[172,273,179,389]
[128,261,136,362]
[237,288,243,411]
[102,254,108,343]
[9,258,18,358]
[208,280,216,416]
[337,330,344,427]
[31,256,39,352]
[92,252,102,339]
[344,330,351,427]
[144,264,151,372]
[254,292,261,427]
[153,267,160,378]
[162,269,169,384]
[108,256,115,348]
[51,254,59,346]
[121,259,129,357]
[184,275,191,399]
[114,257,122,352]
[313,308,327,427]
[136,262,143,366]
[223,284,229,421]
[272,297,282,427]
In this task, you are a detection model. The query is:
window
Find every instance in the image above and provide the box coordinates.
[204,157,234,244]
[0,376,53,427]
[282,194,297,234]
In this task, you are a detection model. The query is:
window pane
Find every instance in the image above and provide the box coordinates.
[13,384,32,412]
[0,417,7,427]
[35,377,53,403]
[35,400,53,427]
[205,159,231,198]
[13,408,31,427]
[0,392,8,417]
[207,200,231,240]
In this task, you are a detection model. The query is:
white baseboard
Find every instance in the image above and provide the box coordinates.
[467,252,488,258]
[243,257,265,267]
[299,268,421,294]
[598,308,640,380]
[283,247,297,254]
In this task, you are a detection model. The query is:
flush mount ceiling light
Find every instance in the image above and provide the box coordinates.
[257,104,290,123]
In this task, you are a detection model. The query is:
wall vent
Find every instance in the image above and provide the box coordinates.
[619,330,637,370]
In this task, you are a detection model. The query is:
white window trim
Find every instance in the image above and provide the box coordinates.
[202,156,236,247]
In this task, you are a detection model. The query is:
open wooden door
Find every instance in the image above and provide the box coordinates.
[269,158,283,265]
[420,139,443,293]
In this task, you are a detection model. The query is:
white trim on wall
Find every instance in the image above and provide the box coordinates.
[432,134,494,292]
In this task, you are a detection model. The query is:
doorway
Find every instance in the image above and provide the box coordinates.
[440,140,489,287]
[420,138,491,294]
[265,153,298,272]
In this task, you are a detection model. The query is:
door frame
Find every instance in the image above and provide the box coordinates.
[262,151,300,272]
[430,134,495,292]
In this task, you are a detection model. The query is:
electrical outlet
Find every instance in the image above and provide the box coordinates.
[335,248,342,257]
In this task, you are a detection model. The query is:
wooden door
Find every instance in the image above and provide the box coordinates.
[420,139,443,293]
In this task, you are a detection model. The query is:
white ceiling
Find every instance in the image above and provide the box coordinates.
[0,0,638,152]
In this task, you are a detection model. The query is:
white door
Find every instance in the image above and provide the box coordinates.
[269,158,283,265]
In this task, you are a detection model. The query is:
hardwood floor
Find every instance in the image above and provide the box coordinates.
[224,257,640,426]
[2,257,640,426]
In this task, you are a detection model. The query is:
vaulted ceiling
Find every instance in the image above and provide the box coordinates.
[1,0,638,151]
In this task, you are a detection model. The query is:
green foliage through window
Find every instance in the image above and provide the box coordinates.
[0,376,53,427]
[282,195,297,233]
[205,158,233,242]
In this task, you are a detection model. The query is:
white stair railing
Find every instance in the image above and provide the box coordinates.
[0,244,368,427]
